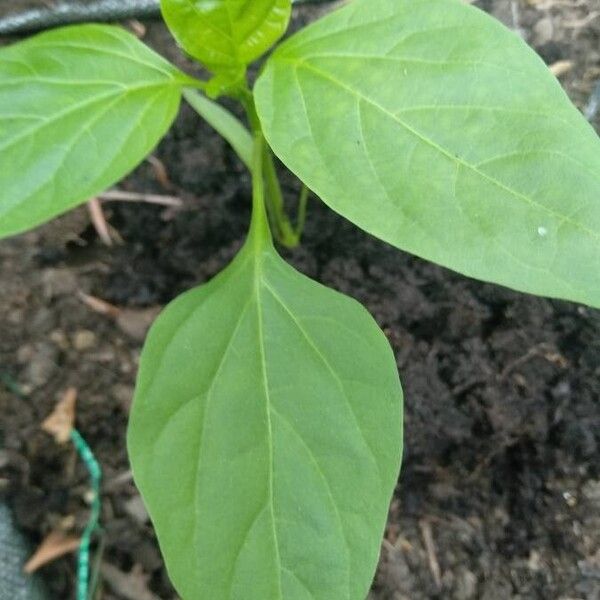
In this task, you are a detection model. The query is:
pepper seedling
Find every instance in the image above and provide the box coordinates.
[1,1,599,598]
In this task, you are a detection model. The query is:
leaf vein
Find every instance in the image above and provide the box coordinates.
[262,279,380,478]
[292,59,600,243]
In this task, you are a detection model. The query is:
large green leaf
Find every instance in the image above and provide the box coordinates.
[0,25,191,239]
[128,233,403,599]
[254,0,600,308]
[161,0,291,73]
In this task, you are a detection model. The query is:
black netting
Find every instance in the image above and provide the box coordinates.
[0,503,47,600]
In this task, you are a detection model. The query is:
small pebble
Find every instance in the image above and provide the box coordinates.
[582,480,600,505]
[41,268,77,298]
[72,330,97,351]
[124,495,150,525]
[21,342,58,388]
[533,17,554,46]
[112,384,135,412]
[49,330,69,350]
[116,307,162,342]
[454,568,477,600]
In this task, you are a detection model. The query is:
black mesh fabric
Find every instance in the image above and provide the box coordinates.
[0,503,47,600]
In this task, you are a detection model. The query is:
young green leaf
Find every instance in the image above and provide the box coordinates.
[255,0,600,309]
[0,24,192,239]
[161,0,291,74]
[128,238,403,600]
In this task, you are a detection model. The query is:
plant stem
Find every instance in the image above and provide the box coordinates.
[239,88,307,248]
[295,184,310,240]
[240,90,275,250]
[262,148,300,247]
[248,132,272,250]
[183,89,253,168]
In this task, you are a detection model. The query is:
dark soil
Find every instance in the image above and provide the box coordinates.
[1,2,599,599]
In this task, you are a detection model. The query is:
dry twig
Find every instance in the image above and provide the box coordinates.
[146,155,173,190]
[419,519,442,591]
[87,198,114,246]
[99,189,182,207]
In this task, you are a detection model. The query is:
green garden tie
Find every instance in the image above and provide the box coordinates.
[70,430,101,600]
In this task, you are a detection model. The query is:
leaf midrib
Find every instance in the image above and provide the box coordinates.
[251,250,356,599]
[156,249,371,598]
[253,256,285,600]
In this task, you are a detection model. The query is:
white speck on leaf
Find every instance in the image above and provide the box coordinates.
[537,226,548,237]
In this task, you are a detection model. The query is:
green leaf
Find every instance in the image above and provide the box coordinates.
[0,24,191,239]
[128,237,403,599]
[254,0,600,309]
[183,88,253,168]
[161,0,291,73]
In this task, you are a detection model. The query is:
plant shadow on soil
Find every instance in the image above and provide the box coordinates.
[0,1,599,599]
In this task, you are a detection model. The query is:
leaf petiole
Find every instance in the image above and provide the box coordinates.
[248,132,272,250]
[183,89,253,168]
[262,147,302,248]
[238,88,308,249]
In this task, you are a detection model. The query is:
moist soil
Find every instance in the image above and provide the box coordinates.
[1,2,600,599]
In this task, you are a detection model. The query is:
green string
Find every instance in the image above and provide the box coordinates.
[70,429,102,600]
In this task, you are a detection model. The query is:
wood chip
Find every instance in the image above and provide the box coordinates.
[100,563,161,600]
[550,60,574,78]
[41,387,76,443]
[24,530,80,574]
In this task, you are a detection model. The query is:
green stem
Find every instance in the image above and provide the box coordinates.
[262,149,300,248]
[239,89,309,248]
[248,132,271,250]
[240,90,271,251]
[295,184,310,239]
